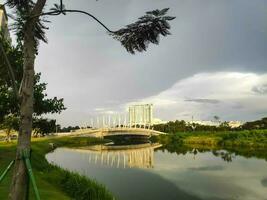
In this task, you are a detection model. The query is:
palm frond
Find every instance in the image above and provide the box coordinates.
[111,8,175,54]
[49,2,66,15]
[5,0,32,9]
[7,0,49,52]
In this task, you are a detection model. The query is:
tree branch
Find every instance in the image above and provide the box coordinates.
[31,0,47,17]
[65,9,114,33]
[38,0,115,32]
[40,9,115,33]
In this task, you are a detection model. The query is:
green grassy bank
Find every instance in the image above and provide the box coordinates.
[0,137,114,200]
[157,129,267,148]
[154,129,267,163]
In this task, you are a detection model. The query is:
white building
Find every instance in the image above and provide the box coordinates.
[228,121,243,128]
[190,120,221,127]
[129,104,153,126]
[152,118,167,125]
[188,120,243,128]
[0,5,11,41]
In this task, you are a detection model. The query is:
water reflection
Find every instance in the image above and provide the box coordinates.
[46,142,267,200]
[188,165,225,171]
[261,177,267,187]
[73,143,162,169]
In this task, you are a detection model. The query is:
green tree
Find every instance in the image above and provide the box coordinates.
[0,36,66,141]
[0,114,19,142]
[242,117,267,130]
[219,121,231,131]
[213,115,220,122]
[3,1,175,198]
[32,118,56,136]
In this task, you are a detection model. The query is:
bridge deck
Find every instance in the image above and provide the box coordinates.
[57,127,166,138]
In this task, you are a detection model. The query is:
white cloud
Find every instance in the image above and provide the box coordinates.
[135,72,267,122]
[46,71,267,126]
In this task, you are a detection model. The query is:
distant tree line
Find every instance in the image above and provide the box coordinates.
[34,123,84,135]
[241,117,267,130]
[153,120,230,133]
[153,117,267,133]
[57,125,81,133]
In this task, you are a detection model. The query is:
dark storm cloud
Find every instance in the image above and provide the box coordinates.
[17,0,267,125]
[185,99,220,104]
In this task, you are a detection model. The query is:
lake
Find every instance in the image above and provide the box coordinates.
[46,140,267,200]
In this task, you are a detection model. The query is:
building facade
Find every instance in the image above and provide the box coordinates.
[228,121,243,128]
[128,104,153,126]
[0,5,10,41]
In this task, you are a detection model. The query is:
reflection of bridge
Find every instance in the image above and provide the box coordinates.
[68,143,162,169]
[72,127,165,138]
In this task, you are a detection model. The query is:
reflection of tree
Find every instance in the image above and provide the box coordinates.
[261,177,267,187]
[212,151,235,162]
[212,150,235,162]
[155,135,267,162]
[221,153,232,162]
[158,144,238,162]
[192,148,198,160]
[224,146,267,162]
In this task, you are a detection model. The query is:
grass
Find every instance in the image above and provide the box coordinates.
[155,130,267,163]
[0,136,114,200]
[158,129,267,148]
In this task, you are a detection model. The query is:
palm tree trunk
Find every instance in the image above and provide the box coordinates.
[9,21,36,200]
[9,1,47,199]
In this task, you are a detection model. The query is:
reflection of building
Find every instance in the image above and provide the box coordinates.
[129,104,153,126]
[0,5,10,41]
[73,143,162,169]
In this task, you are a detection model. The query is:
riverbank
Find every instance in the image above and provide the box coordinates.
[0,136,114,200]
[154,130,267,163]
[157,129,267,147]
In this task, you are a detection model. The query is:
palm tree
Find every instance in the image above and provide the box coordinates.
[213,115,220,122]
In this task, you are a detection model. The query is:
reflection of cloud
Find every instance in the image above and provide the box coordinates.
[252,84,267,95]
[47,147,203,200]
[185,98,220,104]
[261,177,267,187]
[188,165,225,171]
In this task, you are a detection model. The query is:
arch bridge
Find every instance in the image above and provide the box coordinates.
[73,127,166,138]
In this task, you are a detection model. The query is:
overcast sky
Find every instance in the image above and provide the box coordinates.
[5,0,267,126]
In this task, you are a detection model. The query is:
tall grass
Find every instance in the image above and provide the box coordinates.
[158,129,267,148]
[42,166,114,200]
[0,137,115,200]
[31,137,115,200]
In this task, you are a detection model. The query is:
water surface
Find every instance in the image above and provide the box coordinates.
[46,142,267,200]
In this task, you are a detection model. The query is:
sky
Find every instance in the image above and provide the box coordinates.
[4,0,267,126]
